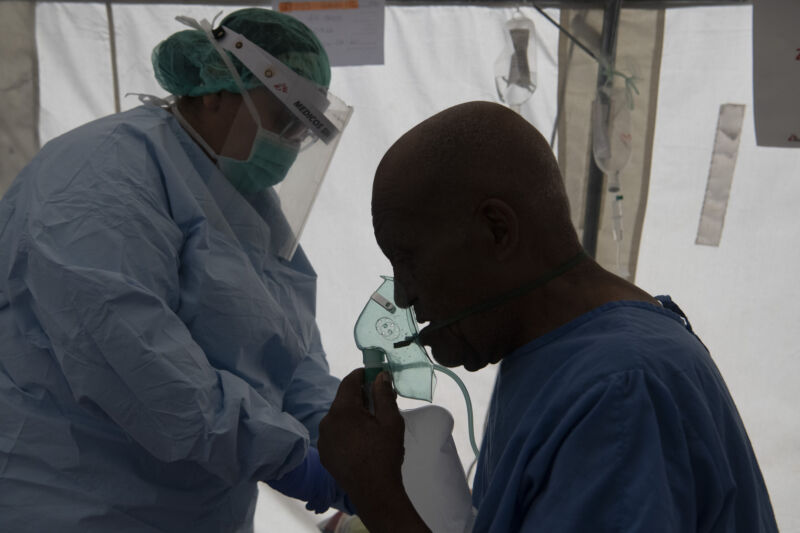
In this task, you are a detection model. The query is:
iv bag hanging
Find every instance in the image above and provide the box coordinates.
[494,12,537,106]
[591,86,633,188]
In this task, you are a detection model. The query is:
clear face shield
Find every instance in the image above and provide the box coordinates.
[176,16,353,260]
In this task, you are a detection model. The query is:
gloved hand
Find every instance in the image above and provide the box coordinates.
[267,446,355,514]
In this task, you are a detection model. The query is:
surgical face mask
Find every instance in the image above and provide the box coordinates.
[171,103,299,194]
[218,129,299,194]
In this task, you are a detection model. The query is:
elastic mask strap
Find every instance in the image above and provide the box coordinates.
[126,92,174,108]
[170,103,220,160]
[394,250,588,348]
[127,83,218,158]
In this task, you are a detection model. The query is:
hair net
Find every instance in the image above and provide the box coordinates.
[152,8,331,97]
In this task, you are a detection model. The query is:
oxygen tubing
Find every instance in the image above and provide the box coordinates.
[433,364,479,458]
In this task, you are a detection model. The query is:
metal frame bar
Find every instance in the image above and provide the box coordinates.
[386,0,749,5]
[105,2,121,114]
[33,0,752,6]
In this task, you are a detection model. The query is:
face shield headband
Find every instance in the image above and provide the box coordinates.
[176,15,341,146]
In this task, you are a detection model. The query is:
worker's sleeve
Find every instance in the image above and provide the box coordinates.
[517,370,714,532]
[282,346,340,445]
[266,447,355,514]
[278,246,340,445]
[5,157,308,486]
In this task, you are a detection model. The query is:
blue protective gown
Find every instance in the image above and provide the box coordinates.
[472,298,778,533]
[0,105,340,532]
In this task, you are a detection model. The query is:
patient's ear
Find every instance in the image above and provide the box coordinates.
[474,198,519,262]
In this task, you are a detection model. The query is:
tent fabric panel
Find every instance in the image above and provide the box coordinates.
[0,2,40,198]
[556,9,598,237]
[625,8,663,281]
[556,8,664,281]
[603,8,664,280]
[36,2,118,145]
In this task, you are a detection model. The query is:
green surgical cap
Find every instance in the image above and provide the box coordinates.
[152,8,331,97]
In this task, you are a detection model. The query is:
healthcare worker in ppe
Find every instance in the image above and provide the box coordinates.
[0,8,353,532]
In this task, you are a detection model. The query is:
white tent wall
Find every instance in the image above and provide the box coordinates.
[14,1,797,531]
[635,6,799,531]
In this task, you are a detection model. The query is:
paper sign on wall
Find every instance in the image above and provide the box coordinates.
[753,0,800,148]
[274,0,384,67]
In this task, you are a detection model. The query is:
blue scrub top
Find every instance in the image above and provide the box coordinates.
[472,299,778,533]
[0,105,340,532]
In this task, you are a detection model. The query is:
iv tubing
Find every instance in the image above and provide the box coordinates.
[433,364,480,458]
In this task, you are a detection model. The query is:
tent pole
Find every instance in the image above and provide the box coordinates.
[106,2,121,114]
[581,0,621,258]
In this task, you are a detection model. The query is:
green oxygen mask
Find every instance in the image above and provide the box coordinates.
[354,276,436,401]
[354,276,480,457]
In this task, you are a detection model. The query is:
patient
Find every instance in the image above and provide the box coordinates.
[318,101,779,533]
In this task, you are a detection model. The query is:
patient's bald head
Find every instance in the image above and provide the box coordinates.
[371,101,583,368]
[373,101,579,266]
